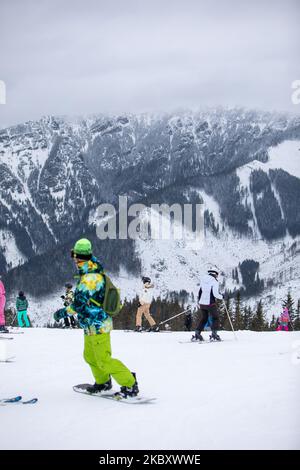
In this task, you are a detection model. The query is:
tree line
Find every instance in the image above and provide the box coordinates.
[14,289,298,331]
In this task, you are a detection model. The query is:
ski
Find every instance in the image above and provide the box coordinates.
[21,398,38,404]
[0,356,16,363]
[0,336,14,340]
[0,331,24,335]
[0,396,38,405]
[179,339,223,344]
[73,384,156,405]
[7,331,25,335]
[0,396,22,403]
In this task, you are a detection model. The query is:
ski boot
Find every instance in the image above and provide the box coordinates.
[0,326,10,333]
[148,325,160,332]
[209,331,221,341]
[135,326,143,332]
[117,373,139,398]
[86,378,112,394]
[191,332,204,342]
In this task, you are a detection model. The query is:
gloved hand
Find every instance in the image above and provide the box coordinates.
[54,308,66,322]
[61,295,65,300]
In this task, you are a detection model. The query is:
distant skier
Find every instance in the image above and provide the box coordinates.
[53,238,139,398]
[60,283,76,328]
[184,310,193,331]
[135,277,159,332]
[0,275,8,333]
[276,307,291,332]
[192,270,223,341]
[16,291,30,327]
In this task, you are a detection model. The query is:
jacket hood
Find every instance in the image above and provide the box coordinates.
[77,255,104,276]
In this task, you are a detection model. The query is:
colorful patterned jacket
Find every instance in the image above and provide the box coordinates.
[54,256,112,335]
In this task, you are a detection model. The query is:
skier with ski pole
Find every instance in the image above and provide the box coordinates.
[53,238,139,398]
[192,270,223,342]
[135,277,159,332]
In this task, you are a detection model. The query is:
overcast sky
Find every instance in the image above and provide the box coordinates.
[0,0,299,127]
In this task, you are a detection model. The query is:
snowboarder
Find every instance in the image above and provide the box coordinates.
[60,283,76,328]
[276,307,291,331]
[0,275,8,333]
[53,238,139,398]
[135,277,159,332]
[16,291,30,327]
[192,270,223,341]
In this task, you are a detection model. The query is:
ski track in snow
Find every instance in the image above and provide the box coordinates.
[0,328,299,450]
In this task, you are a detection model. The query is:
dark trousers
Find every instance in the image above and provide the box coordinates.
[196,304,219,333]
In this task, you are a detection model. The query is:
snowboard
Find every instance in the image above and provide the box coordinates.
[73,384,156,405]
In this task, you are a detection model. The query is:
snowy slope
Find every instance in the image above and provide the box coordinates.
[134,203,300,318]
[0,328,299,450]
[237,140,300,183]
[11,206,300,326]
[1,112,300,323]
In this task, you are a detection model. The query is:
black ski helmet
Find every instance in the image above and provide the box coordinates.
[142,276,151,284]
[18,291,25,297]
[65,283,73,289]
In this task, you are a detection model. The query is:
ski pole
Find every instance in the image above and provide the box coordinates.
[158,308,191,326]
[11,308,17,327]
[223,300,237,341]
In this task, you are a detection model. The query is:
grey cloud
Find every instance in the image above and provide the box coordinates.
[0,0,299,127]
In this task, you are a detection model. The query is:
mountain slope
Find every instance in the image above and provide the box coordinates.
[1,108,300,322]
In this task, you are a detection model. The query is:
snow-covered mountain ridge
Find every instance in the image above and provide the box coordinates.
[1,108,300,322]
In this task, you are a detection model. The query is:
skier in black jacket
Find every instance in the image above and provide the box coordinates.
[192,270,223,342]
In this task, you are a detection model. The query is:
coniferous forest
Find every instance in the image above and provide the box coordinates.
[5,290,299,332]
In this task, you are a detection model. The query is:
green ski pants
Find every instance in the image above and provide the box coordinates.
[83,333,135,387]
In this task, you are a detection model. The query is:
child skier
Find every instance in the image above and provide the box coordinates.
[60,283,76,328]
[276,307,291,331]
[16,291,30,327]
[53,238,139,398]
[0,275,8,333]
[135,277,159,332]
[192,269,223,341]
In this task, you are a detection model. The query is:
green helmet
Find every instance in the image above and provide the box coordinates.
[71,238,93,260]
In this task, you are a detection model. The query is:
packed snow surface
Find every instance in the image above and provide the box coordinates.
[0,328,299,450]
